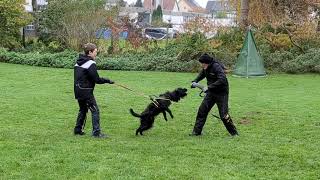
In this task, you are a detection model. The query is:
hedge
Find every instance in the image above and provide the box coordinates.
[1,48,319,73]
[0,48,200,72]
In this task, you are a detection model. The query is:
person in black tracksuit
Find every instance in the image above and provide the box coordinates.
[74,43,114,138]
[190,53,238,136]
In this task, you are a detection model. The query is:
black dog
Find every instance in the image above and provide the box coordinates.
[130,88,188,135]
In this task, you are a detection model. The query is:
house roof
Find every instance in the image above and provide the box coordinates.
[144,0,178,11]
[183,0,200,8]
[163,0,177,11]
[206,0,234,12]
[143,0,152,9]
[180,0,207,13]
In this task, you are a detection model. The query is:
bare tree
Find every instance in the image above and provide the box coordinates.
[31,0,38,36]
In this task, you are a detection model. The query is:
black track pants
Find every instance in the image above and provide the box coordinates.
[193,92,229,134]
[74,97,101,135]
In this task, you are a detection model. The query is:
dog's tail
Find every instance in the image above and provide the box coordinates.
[129,108,141,118]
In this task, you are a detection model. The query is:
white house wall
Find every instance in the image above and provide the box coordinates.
[163,14,235,33]
[24,0,32,12]
[163,14,183,24]
[24,0,48,12]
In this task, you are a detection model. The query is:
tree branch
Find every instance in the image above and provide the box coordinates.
[282,25,305,54]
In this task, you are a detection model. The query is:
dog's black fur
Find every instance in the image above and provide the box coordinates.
[130,88,188,135]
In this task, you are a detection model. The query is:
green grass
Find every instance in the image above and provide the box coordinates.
[0,62,319,179]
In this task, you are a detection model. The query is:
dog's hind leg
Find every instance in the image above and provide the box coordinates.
[136,128,141,135]
[136,127,146,135]
[136,124,149,135]
[136,122,146,135]
[139,123,153,135]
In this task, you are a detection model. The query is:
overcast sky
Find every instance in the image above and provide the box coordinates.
[124,0,209,8]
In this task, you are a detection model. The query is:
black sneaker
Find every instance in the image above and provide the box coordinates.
[93,133,108,138]
[74,131,85,136]
[189,132,201,136]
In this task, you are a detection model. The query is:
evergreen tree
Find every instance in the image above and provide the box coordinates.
[118,0,126,7]
[135,0,143,7]
[152,5,163,25]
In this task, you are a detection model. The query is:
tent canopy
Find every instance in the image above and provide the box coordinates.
[233,29,266,77]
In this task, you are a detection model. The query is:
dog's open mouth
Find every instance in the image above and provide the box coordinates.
[179,88,188,98]
[171,88,188,102]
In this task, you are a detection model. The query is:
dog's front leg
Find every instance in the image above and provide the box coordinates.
[162,111,168,121]
[165,107,174,119]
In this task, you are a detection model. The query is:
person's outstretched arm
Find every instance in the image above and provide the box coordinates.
[193,69,205,83]
[87,61,113,84]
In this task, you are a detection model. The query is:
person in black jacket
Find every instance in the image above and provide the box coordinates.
[190,53,238,136]
[74,43,114,138]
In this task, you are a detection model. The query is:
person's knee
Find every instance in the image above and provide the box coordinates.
[198,104,211,114]
[88,104,99,113]
[197,109,209,118]
[79,109,88,115]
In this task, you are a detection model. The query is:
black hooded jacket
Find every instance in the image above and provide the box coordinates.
[193,60,229,95]
[74,54,111,100]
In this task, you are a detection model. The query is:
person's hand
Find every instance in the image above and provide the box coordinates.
[191,82,198,88]
[203,87,208,93]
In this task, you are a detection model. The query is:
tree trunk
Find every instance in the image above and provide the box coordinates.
[240,0,249,29]
[32,0,37,11]
[31,0,38,36]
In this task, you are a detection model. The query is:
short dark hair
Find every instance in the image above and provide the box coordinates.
[83,43,97,55]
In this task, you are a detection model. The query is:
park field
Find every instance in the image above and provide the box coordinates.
[0,63,319,179]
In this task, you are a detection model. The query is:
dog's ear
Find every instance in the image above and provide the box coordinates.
[176,88,184,92]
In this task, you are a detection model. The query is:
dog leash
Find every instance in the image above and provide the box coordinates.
[211,113,220,119]
[114,83,160,107]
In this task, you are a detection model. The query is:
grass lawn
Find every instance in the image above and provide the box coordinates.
[0,63,319,179]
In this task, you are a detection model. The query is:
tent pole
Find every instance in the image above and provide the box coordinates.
[246,28,250,78]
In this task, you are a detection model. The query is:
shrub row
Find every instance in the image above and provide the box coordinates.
[0,48,200,72]
[265,48,320,73]
[0,47,319,73]
[0,48,77,68]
